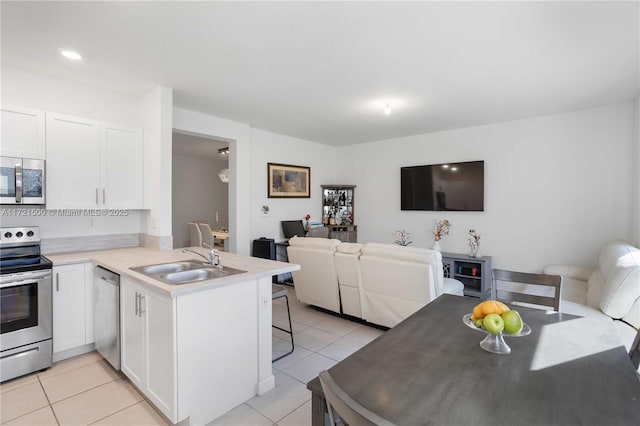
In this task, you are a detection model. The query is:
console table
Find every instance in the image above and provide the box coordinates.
[442,252,492,299]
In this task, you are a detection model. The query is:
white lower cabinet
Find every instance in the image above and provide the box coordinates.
[120,276,176,421]
[52,263,94,354]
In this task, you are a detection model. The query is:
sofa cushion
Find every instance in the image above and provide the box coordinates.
[336,242,364,254]
[361,243,441,265]
[587,242,640,319]
[288,236,341,249]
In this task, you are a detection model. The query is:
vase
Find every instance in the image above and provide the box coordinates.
[433,240,441,251]
[470,244,480,258]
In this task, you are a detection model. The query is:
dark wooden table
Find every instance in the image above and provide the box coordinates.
[307,295,640,425]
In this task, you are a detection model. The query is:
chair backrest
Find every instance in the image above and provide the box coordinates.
[198,223,214,248]
[188,222,202,247]
[319,370,396,426]
[287,236,341,313]
[493,269,562,311]
[630,328,640,370]
[358,243,440,327]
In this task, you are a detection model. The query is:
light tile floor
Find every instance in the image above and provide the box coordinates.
[0,287,385,425]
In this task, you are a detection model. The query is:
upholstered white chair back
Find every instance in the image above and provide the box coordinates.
[198,223,214,248]
[359,243,440,328]
[188,222,202,247]
[287,236,342,313]
[335,243,365,318]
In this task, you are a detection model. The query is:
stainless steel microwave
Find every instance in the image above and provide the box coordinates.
[0,156,45,205]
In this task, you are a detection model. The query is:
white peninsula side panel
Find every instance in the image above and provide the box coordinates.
[176,276,273,424]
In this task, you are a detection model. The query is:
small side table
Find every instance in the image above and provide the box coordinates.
[441,252,492,299]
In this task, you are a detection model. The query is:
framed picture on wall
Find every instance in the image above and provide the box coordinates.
[267,163,311,198]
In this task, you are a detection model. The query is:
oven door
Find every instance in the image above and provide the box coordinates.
[0,270,52,351]
[0,157,45,205]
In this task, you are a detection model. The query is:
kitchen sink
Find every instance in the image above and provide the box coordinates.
[130,260,246,285]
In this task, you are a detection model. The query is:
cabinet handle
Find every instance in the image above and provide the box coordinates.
[95,188,99,205]
[139,294,145,316]
[56,273,60,291]
[102,189,106,204]
[135,292,139,316]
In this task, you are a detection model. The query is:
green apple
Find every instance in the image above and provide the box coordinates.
[474,319,484,328]
[482,313,505,334]
[501,310,523,334]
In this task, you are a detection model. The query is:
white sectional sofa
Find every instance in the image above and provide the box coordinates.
[288,238,464,328]
[544,241,640,349]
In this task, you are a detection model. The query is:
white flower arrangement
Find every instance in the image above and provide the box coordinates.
[394,229,413,246]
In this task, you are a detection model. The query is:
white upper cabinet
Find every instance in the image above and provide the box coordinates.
[46,113,144,209]
[46,113,101,209]
[1,105,46,159]
[101,124,144,209]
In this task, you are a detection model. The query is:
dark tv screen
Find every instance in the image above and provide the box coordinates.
[401,161,484,211]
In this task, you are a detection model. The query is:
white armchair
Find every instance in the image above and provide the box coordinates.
[287,236,342,313]
[544,241,640,349]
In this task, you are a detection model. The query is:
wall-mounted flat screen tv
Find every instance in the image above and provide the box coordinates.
[401,161,484,211]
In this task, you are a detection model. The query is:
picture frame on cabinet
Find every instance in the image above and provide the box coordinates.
[267,163,310,198]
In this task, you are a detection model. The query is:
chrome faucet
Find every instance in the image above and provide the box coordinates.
[182,243,222,269]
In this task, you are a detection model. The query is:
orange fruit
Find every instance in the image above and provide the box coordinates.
[495,301,510,315]
[472,304,484,319]
[472,300,510,318]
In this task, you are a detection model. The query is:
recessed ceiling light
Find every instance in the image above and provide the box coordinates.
[59,49,82,61]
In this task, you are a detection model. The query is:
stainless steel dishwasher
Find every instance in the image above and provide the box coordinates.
[94,266,120,370]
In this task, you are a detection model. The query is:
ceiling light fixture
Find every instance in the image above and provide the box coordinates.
[218,147,229,155]
[383,102,392,115]
[59,49,82,61]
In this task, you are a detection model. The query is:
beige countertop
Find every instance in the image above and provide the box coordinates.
[46,247,299,297]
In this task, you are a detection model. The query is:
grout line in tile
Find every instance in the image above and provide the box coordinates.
[86,400,145,426]
[273,397,311,424]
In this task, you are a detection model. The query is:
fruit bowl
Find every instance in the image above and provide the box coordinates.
[463,313,531,354]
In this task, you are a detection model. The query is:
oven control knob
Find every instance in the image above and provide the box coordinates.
[3,232,11,238]
[16,231,23,238]
[27,231,34,237]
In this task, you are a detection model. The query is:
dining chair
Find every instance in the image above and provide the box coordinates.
[630,327,640,370]
[318,370,397,426]
[188,222,202,247]
[492,269,562,311]
[198,223,215,248]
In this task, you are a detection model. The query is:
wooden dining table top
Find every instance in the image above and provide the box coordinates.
[307,295,640,425]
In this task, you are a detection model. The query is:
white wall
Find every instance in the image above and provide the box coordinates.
[249,128,336,243]
[633,96,640,247]
[172,154,229,248]
[336,103,635,272]
[1,65,144,238]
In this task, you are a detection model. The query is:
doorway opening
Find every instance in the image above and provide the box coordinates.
[171,131,229,249]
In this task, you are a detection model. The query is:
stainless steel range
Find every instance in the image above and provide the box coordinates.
[0,226,53,382]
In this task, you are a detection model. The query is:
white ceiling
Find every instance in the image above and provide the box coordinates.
[2,1,638,146]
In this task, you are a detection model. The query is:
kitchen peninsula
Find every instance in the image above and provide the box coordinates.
[48,247,300,425]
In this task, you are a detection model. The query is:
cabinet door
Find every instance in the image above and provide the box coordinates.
[120,278,145,388]
[46,113,100,209]
[53,264,87,353]
[1,106,46,159]
[145,291,175,419]
[101,124,144,209]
